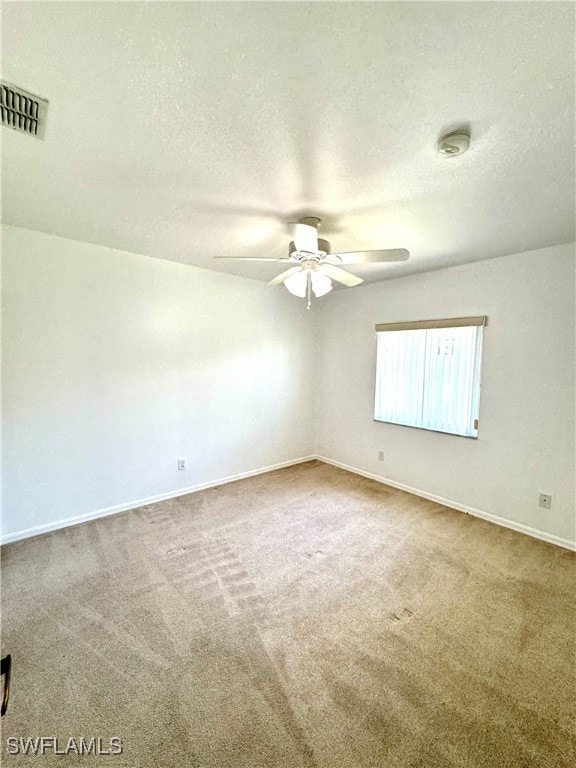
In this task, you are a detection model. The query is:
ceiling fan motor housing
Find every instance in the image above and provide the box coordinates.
[289,237,331,259]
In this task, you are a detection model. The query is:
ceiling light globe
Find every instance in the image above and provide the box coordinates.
[311,271,333,297]
[283,271,308,297]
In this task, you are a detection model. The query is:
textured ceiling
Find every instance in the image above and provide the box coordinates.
[2,2,575,285]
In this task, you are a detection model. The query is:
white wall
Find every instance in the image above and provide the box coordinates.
[315,243,576,548]
[1,225,315,541]
[3,228,574,549]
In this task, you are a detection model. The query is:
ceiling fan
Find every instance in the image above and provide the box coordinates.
[215,217,409,309]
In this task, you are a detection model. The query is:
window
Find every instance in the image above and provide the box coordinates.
[374,316,485,438]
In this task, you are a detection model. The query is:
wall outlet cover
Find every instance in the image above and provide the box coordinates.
[538,493,552,509]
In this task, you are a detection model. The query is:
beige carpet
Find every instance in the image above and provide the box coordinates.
[1,460,575,767]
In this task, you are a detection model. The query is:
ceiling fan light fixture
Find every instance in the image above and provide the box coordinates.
[283,270,308,297]
[310,271,332,297]
[283,267,333,299]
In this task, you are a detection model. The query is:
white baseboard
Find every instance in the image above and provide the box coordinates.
[315,455,576,552]
[4,454,574,552]
[0,455,316,545]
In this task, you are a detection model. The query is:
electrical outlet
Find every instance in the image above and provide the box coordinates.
[539,493,551,509]
[177,459,186,471]
[378,451,385,461]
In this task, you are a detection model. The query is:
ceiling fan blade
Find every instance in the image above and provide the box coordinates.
[290,222,318,254]
[269,266,302,285]
[213,256,292,262]
[328,248,409,265]
[320,264,364,287]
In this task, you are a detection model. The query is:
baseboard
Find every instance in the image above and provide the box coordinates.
[315,455,576,552]
[4,454,573,552]
[0,455,317,545]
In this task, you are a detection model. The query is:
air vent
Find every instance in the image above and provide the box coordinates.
[1,81,48,139]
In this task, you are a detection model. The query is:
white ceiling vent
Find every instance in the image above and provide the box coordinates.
[1,81,48,139]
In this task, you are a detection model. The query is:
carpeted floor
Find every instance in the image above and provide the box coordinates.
[1,460,575,767]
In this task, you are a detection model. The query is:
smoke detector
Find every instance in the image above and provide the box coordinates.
[438,131,470,157]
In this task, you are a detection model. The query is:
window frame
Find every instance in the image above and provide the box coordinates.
[373,316,486,439]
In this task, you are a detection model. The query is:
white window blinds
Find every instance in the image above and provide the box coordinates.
[374,317,485,438]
